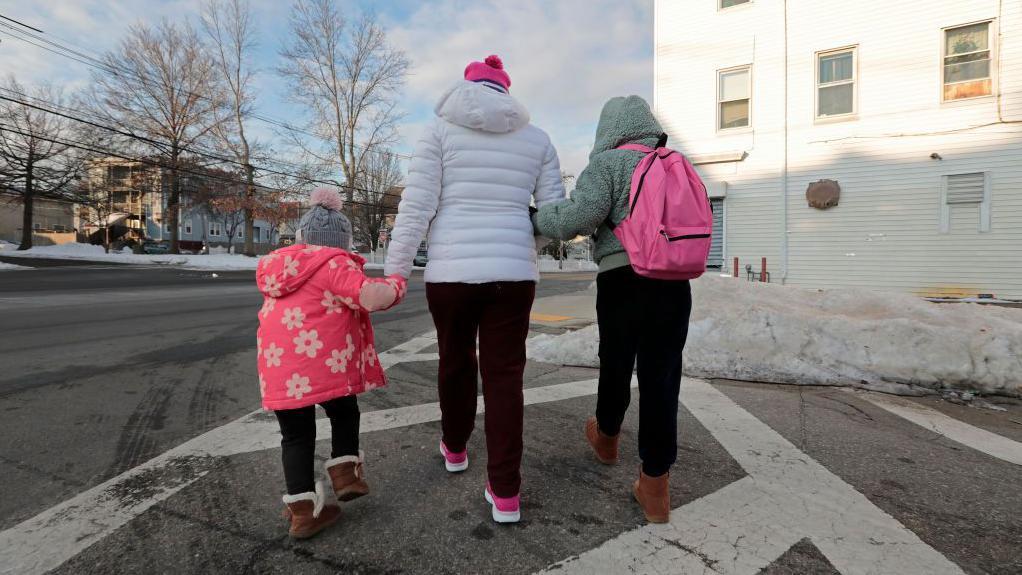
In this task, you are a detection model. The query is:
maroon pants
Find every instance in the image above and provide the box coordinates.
[426,281,535,498]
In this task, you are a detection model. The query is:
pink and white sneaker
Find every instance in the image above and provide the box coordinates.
[440,440,468,473]
[484,483,521,524]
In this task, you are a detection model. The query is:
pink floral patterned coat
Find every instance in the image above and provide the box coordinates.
[256,245,404,411]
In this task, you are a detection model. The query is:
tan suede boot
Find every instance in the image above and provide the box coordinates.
[325,451,370,502]
[282,481,341,539]
[585,416,619,465]
[633,469,670,524]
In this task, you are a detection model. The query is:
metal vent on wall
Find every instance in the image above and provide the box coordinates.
[946,173,986,204]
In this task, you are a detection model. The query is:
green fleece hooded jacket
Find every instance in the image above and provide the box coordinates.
[532,95,663,273]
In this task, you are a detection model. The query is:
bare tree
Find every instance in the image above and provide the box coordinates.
[199,177,247,253]
[278,0,409,211]
[0,77,82,250]
[202,0,261,257]
[90,20,221,254]
[351,150,401,254]
[540,172,577,268]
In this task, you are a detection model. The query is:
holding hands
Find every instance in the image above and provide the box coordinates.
[358,274,409,312]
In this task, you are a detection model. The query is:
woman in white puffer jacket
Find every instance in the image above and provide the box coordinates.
[384,55,564,524]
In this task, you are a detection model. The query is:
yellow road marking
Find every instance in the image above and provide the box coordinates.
[530,313,574,322]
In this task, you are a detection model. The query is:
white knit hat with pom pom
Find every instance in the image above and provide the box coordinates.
[296,187,352,249]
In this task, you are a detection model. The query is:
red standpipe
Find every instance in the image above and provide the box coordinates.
[761,257,768,282]
[733,257,739,278]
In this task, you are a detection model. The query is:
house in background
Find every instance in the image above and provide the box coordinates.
[0,189,77,246]
[83,158,284,253]
[655,0,1022,298]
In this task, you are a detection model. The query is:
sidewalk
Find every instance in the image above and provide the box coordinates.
[530,282,596,328]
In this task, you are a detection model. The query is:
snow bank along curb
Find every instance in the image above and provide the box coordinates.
[0,243,263,270]
[0,262,30,271]
[527,276,1022,397]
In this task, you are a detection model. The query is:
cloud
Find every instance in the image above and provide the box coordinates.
[2,0,653,178]
[386,0,653,175]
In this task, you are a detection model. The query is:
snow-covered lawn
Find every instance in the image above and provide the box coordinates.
[0,262,30,271]
[0,242,261,270]
[528,276,1022,397]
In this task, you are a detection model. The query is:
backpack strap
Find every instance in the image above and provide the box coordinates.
[605,142,657,232]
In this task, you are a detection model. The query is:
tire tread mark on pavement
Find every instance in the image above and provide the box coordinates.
[106,371,177,475]
[0,330,256,399]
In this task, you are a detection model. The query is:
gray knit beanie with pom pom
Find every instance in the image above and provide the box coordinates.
[296,187,352,250]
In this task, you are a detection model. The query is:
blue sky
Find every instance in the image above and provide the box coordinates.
[0,0,653,176]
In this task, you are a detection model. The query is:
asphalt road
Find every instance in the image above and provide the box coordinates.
[0,260,1020,575]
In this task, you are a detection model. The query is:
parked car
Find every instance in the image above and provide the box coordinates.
[141,240,170,254]
[413,242,428,267]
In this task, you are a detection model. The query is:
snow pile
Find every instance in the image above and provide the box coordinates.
[528,276,1022,397]
[1,242,262,270]
[538,258,599,272]
[0,240,15,250]
[0,262,29,271]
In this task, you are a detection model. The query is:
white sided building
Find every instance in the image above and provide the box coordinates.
[655,0,1022,299]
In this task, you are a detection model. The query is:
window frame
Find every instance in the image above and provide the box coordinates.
[939,172,991,233]
[184,220,192,235]
[941,20,996,103]
[717,65,753,133]
[718,0,752,11]
[209,223,222,237]
[814,46,858,122]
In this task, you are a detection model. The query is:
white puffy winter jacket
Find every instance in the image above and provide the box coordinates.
[384,81,565,283]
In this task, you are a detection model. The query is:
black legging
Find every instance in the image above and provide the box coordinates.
[595,265,692,478]
[274,395,360,495]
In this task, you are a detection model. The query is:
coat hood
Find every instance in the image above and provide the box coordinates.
[590,96,664,159]
[257,244,363,297]
[435,81,530,133]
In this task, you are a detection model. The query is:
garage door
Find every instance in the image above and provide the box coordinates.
[707,198,724,269]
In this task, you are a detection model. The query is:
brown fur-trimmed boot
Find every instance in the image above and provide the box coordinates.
[282,481,341,539]
[585,416,619,465]
[633,469,670,524]
[325,451,370,502]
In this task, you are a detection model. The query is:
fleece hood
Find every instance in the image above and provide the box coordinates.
[256,244,363,297]
[435,80,531,133]
[590,96,664,159]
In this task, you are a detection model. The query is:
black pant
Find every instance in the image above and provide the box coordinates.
[426,281,535,498]
[595,266,692,478]
[274,395,360,495]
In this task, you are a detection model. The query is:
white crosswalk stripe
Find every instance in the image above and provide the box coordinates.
[3,327,1013,575]
[538,380,965,575]
[846,389,1022,466]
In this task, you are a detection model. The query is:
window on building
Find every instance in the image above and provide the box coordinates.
[184,220,192,235]
[210,223,222,237]
[817,48,856,118]
[238,228,244,239]
[720,0,750,8]
[943,22,993,101]
[940,172,991,233]
[718,67,751,130]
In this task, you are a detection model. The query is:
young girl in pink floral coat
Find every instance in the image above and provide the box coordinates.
[256,188,406,539]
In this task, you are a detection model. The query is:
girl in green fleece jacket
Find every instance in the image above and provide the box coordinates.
[532,96,692,524]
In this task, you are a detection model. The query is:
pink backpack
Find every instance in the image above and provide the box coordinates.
[611,141,713,280]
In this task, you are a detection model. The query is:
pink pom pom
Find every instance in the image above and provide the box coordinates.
[310,187,343,211]
[484,55,504,70]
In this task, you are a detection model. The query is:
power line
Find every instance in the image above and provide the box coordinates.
[0,13,43,34]
[0,83,408,200]
[0,16,412,161]
[0,120,403,212]
[0,90,407,203]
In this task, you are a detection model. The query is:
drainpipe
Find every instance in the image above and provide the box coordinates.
[780,0,790,284]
